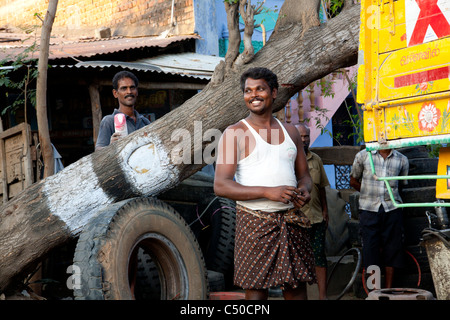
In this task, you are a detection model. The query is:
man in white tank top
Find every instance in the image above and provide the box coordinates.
[214,67,316,300]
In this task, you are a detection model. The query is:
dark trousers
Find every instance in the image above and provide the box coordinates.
[359,206,405,269]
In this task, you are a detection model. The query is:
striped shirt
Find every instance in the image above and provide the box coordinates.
[351,149,409,212]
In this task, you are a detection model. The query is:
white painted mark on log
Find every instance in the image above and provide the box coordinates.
[44,155,114,235]
[43,133,179,234]
[119,133,179,196]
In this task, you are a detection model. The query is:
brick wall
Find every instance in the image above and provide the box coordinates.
[0,0,195,37]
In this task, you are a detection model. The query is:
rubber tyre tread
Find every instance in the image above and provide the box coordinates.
[73,196,208,300]
[204,197,236,275]
[134,248,161,300]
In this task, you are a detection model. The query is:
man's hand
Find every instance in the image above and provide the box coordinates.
[267,185,310,207]
[292,186,311,208]
[110,132,122,144]
[266,186,298,204]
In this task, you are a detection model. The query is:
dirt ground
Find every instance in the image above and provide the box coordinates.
[264,284,363,300]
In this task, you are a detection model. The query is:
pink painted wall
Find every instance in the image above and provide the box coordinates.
[286,66,357,144]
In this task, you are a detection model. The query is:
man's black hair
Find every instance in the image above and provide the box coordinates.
[112,71,139,90]
[240,67,279,92]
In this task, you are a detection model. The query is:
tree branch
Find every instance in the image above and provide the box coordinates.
[273,0,321,37]
[224,1,240,72]
[36,0,58,178]
[234,0,265,67]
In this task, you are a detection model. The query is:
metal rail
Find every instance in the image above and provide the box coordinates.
[367,149,450,208]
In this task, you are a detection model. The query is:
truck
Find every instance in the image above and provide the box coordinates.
[356,0,450,299]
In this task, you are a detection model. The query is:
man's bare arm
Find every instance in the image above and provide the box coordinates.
[350,176,361,192]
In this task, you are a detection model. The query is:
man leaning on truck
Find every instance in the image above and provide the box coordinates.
[350,148,409,288]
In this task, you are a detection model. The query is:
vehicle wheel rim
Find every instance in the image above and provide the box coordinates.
[129,232,189,300]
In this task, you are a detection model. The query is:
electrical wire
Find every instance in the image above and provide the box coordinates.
[421,228,450,249]
[188,196,219,227]
[326,247,362,300]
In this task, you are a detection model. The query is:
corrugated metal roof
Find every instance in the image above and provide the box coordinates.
[54,53,225,80]
[73,60,163,72]
[0,33,221,81]
[0,34,200,62]
[135,53,224,76]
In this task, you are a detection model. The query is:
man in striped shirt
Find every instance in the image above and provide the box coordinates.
[350,148,409,288]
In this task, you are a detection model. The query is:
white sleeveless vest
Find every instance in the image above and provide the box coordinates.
[235,118,298,211]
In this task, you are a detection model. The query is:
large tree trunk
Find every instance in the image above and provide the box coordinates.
[0,2,360,292]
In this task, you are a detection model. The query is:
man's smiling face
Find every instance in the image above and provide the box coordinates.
[243,78,277,115]
[113,77,138,108]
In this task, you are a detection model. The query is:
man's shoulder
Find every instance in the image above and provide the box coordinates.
[354,148,368,159]
[101,109,119,120]
[135,110,150,123]
[308,152,327,171]
[100,113,115,124]
[308,151,322,161]
[279,121,296,130]
[224,120,246,132]
[392,149,408,159]
[356,148,368,155]
[276,120,299,144]
[392,150,409,168]
[138,114,151,124]
[309,150,319,158]
[279,121,297,135]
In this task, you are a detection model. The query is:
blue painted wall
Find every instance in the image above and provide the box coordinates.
[311,120,336,188]
[194,0,220,55]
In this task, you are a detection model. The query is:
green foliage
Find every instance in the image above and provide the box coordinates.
[342,100,364,145]
[0,40,39,118]
[426,144,441,158]
[310,104,331,136]
[318,77,335,98]
[328,0,345,17]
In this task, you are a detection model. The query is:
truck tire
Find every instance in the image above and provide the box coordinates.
[134,248,161,300]
[73,197,209,300]
[204,197,236,272]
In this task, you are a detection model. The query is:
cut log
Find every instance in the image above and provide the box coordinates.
[0,3,361,292]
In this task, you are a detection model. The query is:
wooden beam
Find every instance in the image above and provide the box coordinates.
[0,137,7,203]
[310,146,364,166]
[23,124,33,189]
[88,82,102,146]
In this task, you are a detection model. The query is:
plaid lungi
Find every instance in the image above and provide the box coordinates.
[234,204,317,290]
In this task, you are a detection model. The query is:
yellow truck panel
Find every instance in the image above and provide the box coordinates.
[357,0,450,144]
[437,147,450,198]
[378,38,450,102]
[357,0,450,199]
[378,0,407,53]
